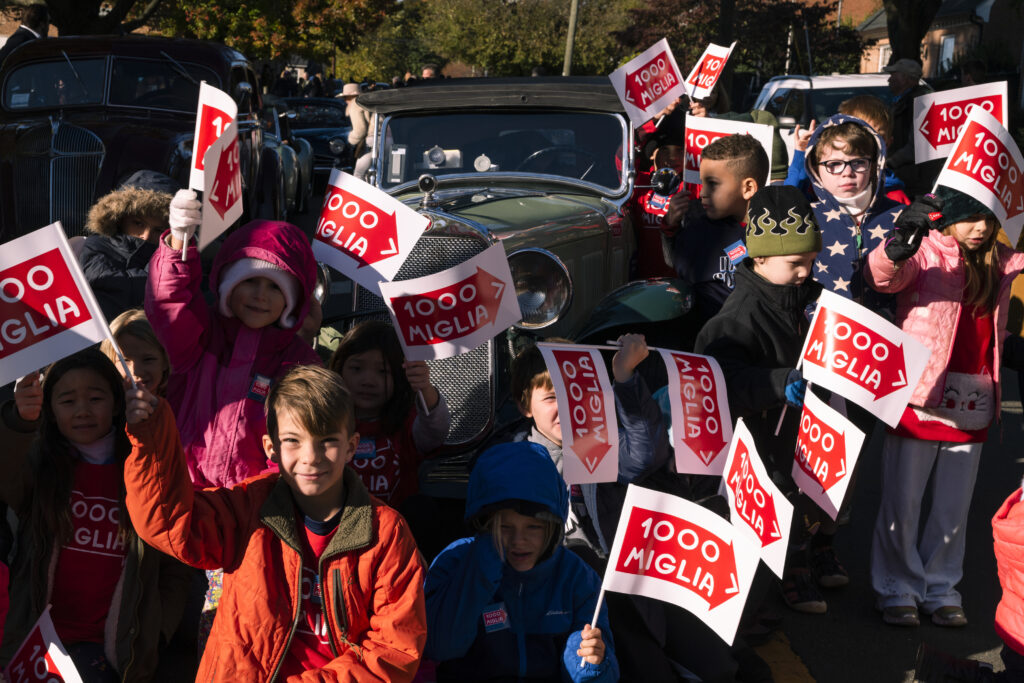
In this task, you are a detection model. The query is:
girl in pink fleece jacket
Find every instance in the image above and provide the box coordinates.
[865,186,1024,629]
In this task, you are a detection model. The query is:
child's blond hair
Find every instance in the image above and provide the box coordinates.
[838,95,893,144]
[100,308,170,395]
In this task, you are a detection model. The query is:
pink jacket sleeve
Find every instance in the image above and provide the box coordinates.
[145,234,210,374]
[864,241,923,294]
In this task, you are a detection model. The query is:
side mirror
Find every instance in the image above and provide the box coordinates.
[235,81,253,111]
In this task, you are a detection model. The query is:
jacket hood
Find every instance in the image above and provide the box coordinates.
[804,114,888,207]
[209,220,316,332]
[466,441,568,524]
[86,186,172,237]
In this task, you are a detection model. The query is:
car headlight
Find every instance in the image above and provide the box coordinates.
[328,137,347,155]
[507,248,572,329]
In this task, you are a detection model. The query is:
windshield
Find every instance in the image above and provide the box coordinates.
[761,84,893,124]
[4,58,106,110]
[283,100,349,129]
[109,57,219,111]
[380,111,626,191]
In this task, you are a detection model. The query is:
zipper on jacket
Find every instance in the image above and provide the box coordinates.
[268,550,305,682]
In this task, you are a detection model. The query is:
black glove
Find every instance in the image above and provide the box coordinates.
[884,194,944,262]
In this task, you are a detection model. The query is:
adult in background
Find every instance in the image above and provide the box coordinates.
[0,3,48,68]
[303,65,325,98]
[342,83,373,180]
[884,59,935,195]
[271,68,298,98]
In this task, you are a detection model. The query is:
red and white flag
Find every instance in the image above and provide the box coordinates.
[718,419,793,579]
[199,118,243,249]
[313,169,431,294]
[0,223,111,387]
[934,104,1024,244]
[792,389,865,520]
[380,243,520,361]
[657,349,732,476]
[609,39,687,127]
[913,81,1008,164]
[685,42,737,101]
[4,606,84,683]
[798,290,930,426]
[537,342,619,484]
[189,81,237,191]
[683,114,774,186]
[602,484,760,644]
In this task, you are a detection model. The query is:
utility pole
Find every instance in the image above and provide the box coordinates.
[562,0,579,76]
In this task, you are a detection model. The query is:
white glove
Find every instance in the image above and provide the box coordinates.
[169,189,201,244]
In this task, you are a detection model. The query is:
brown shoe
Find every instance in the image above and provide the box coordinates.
[882,605,920,626]
[930,606,968,627]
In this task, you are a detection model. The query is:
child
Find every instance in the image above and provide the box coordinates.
[865,186,1024,627]
[0,349,190,680]
[100,308,170,397]
[633,117,685,279]
[695,185,826,613]
[122,364,427,681]
[327,320,450,507]
[145,189,322,489]
[786,97,911,205]
[801,114,903,306]
[661,133,769,325]
[424,441,617,682]
[79,170,179,321]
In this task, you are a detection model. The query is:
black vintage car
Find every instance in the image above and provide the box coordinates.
[0,36,289,242]
[277,96,353,181]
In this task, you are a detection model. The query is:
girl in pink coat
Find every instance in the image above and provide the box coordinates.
[865,186,1024,629]
[144,191,322,489]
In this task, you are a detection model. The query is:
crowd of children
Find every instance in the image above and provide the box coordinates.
[0,78,1022,683]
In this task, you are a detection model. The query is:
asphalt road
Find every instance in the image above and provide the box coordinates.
[761,371,1024,682]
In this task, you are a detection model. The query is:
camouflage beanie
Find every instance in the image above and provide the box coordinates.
[745,185,822,257]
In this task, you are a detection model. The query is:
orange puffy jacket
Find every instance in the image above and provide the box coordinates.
[994,487,1024,657]
[124,400,427,681]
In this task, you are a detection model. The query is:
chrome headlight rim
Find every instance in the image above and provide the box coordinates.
[508,247,573,330]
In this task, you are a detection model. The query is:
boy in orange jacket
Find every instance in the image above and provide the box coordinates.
[123,365,426,682]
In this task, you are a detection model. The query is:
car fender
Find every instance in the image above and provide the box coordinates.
[573,277,699,351]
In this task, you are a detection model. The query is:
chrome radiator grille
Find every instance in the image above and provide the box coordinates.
[15,122,104,238]
[353,232,492,447]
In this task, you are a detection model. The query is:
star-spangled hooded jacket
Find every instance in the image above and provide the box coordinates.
[804,114,904,307]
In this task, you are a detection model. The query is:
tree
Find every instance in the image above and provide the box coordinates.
[0,0,164,35]
[882,0,942,64]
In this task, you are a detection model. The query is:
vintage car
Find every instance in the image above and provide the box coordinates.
[321,78,694,495]
[0,35,290,242]
[261,105,314,215]
[277,96,353,182]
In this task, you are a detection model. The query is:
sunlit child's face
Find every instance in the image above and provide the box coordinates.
[115,333,167,396]
[229,277,286,329]
[51,368,116,447]
[816,141,872,199]
[497,509,549,572]
[948,216,994,251]
[753,252,818,286]
[119,215,165,243]
[339,350,394,419]
[263,409,358,521]
[699,158,754,222]
[521,381,560,447]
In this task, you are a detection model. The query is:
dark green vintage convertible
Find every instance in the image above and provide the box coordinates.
[321,78,696,494]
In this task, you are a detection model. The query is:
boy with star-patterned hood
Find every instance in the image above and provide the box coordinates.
[804,114,903,309]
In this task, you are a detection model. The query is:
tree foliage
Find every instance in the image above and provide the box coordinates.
[1,0,163,35]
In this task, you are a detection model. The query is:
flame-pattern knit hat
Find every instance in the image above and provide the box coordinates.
[745,185,822,257]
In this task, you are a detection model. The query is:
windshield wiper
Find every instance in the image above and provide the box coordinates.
[160,51,198,86]
[61,50,89,100]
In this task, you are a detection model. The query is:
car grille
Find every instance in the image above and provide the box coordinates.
[15,122,104,238]
[352,232,493,447]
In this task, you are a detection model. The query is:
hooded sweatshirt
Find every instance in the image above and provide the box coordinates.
[425,442,618,683]
[145,220,322,488]
[803,114,904,310]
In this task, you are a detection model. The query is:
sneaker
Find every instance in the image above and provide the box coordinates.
[811,546,849,588]
[914,643,992,682]
[929,605,968,628]
[882,605,920,627]
[782,569,827,614]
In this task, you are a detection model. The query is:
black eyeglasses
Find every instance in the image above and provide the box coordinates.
[819,158,871,175]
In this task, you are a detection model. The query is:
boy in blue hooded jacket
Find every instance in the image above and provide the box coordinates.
[425,442,618,683]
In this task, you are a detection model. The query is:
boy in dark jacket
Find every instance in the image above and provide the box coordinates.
[662,134,769,325]
[695,185,827,614]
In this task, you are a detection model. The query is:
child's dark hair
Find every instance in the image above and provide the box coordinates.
[266,365,356,440]
[327,320,411,434]
[30,349,130,609]
[702,134,770,187]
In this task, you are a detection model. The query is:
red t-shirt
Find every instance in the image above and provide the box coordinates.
[893,304,994,442]
[51,462,127,644]
[279,515,339,679]
[349,410,422,506]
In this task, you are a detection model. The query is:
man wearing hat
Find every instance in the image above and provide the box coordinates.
[339,83,372,179]
[884,58,935,195]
